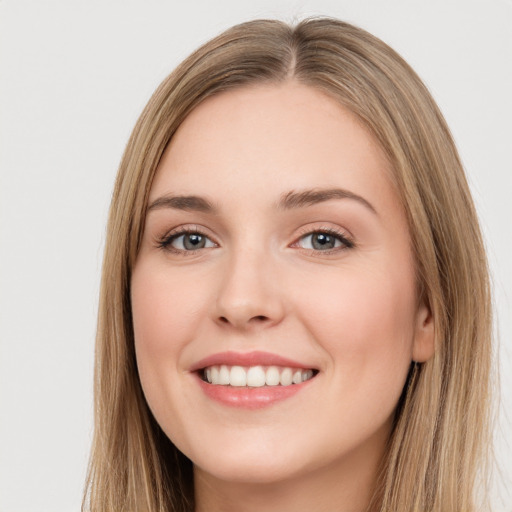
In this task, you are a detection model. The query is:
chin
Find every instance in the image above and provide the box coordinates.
[183,434,313,485]
[195,456,307,485]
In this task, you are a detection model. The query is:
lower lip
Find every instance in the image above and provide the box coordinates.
[195,374,315,409]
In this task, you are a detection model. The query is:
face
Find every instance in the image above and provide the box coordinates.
[131,82,434,487]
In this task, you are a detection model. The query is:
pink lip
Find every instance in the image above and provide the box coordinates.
[195,376,314,410]
[190,351,318,410]
[189,350,315,372]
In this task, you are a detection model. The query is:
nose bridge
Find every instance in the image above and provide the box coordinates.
[214,237,284,329]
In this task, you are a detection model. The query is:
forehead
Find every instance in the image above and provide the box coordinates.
[151,81,398,218]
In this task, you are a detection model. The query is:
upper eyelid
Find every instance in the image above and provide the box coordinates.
[159,225,351,241]
[159,226,218,246]
[163,225,215,239]
[295,224,352,239]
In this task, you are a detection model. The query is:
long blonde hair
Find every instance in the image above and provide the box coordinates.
[83,17,493,512]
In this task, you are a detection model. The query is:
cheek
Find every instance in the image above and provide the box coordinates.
[130,260,217,444]
[295,262,417,399]
[130,261,213,425]
[131,262,207,357]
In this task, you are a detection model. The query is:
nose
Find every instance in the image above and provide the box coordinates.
[214,246,286,331]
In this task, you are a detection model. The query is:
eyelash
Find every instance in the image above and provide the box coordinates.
[293,226,355,254]
[156,226,355,256]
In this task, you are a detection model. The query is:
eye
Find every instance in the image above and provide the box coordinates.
[157,228,217,254]
[294,228,354,252]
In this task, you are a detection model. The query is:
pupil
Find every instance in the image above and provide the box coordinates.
[312,233,334,250]
[184,234,205,250]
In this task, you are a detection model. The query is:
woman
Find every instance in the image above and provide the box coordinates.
[83,17,493,512]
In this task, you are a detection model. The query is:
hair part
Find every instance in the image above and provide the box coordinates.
[83,17,493,512]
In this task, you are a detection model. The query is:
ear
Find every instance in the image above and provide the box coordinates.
[412,301,435,363]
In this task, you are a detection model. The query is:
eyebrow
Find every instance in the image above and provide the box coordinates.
[276,188,377,215]
[147,188,377,215]
[148,195,216,213]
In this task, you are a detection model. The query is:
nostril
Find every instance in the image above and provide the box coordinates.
[217,312,275,328]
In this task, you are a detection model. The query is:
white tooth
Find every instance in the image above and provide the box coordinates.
[247,366,266,387]
[302,369,314,382]
[266,366,280,386]
[230,366,247,387]
[280,367,293,386]
[205,367,212,383]
[210,366,220,385]
[292,370,302,384]
[219,365,230,385]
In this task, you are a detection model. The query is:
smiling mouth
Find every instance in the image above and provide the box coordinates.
[201,365,318,387]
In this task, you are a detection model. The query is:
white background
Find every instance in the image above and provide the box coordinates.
[1,1,511,510]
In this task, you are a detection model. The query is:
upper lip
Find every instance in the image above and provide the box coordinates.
[189,350,317,372]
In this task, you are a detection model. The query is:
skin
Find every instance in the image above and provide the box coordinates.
[131,81,435,512]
